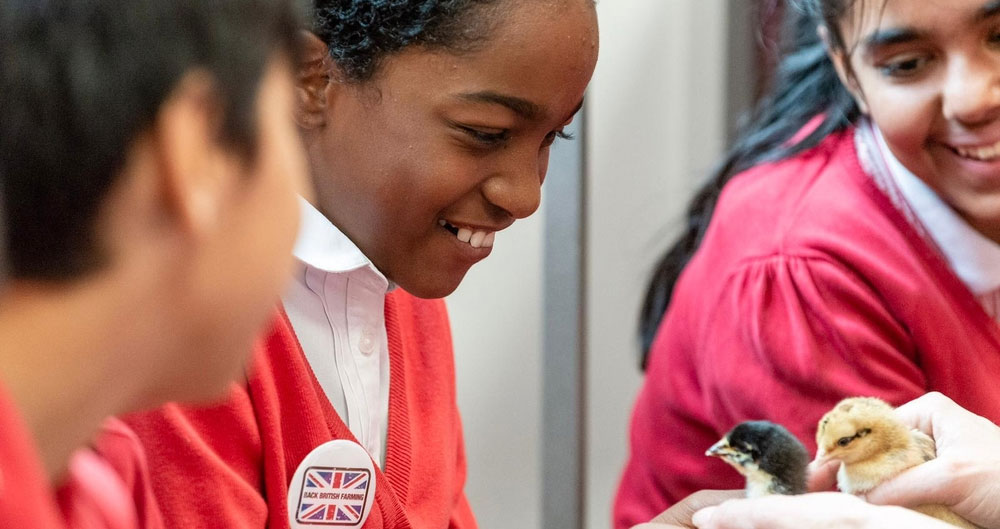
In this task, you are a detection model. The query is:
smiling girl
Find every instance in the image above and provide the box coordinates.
[118,1,598,528]
[616,0,1000,526]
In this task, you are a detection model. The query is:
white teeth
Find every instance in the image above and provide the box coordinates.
[441,219,496,249]
[956,140,1000,161]
[469,231,486,248]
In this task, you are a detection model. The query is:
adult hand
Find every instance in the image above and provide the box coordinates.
[690,492,954,529]
[806,458,840,492]
[630,490,743,529]
[864,392,1000,529]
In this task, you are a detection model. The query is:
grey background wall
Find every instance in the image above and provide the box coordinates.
[584,2,731,527]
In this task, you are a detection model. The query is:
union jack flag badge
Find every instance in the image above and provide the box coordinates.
[294,467,373,526]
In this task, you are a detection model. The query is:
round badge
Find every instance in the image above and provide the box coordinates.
[288,440,376,528]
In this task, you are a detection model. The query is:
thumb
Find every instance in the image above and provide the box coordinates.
[865,459,954,508]
[807,459,840,492]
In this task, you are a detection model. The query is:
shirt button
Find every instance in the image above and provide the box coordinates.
[359,326,376,355]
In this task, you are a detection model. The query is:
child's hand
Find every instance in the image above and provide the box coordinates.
[690,493,953,529]
[806,458,841,492]
[865,392,1000,528]
[630,490,743,529]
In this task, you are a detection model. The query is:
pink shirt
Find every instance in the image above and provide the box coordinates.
[57,419,163,529]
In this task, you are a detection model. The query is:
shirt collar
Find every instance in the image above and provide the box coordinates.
[875,127,1000,295]
[293,196,378,275]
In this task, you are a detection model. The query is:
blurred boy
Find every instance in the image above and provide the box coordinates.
[0,1,306,526]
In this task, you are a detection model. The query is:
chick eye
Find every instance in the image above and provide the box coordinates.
[837,437,853,447]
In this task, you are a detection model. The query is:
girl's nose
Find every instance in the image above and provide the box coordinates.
[482,153,544,220]
[942,55,1000,126]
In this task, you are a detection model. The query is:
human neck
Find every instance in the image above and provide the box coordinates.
[967,216,1000,246]
[0,272,156,481]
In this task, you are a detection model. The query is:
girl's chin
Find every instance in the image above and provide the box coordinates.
[396,269,469,299]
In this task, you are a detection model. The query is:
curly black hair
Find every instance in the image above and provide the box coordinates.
[312,0,505,81]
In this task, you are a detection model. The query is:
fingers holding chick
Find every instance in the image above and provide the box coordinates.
[636,490,745,529]
[700,394,992,528]
[814,396,979,528]
[863,393,1000,529]
[806,458,840,492]
[689,492,955,529]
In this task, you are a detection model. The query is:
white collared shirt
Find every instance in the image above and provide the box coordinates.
[874,128,1000,318]
[283,197,390,466]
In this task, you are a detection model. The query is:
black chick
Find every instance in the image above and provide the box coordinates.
[707,421,809,498]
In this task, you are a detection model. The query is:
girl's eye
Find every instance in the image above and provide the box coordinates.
[988,30,1000,44]
[458,125,509,147]
[542,129,575,148]
[878,55,930,79]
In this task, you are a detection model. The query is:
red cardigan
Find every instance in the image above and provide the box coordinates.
[614,128,1000,528]
[0,384,66,529]
[118,291,476,529]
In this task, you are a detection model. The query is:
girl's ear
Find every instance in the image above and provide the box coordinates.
[819,25,870,115]
[295,30,336,129]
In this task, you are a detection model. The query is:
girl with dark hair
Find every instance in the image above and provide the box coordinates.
[119,2,598,529]
[616,0,1000,526]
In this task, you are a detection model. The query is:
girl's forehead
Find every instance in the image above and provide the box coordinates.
[843,0,999,41]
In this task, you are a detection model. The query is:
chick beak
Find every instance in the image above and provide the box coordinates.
[706,438,731,458]
[813,447,831,466]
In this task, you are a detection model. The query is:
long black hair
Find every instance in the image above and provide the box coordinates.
[639,0,866,369]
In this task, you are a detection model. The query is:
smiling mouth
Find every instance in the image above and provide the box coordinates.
[439,219,496,249]
[952,139,1000,162]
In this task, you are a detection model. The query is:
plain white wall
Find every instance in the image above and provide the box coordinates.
[449,1,733,528]
[448,207,546,529]
[585,1,729,527]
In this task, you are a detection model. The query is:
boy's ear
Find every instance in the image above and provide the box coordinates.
[819,25,870,115]
[296,30,335,129]
[151,71,229,238]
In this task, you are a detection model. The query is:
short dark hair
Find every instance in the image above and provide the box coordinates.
[0,0,302,280]
[312,0,504,82]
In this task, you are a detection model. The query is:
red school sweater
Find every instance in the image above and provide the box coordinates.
[119,290,477,529]
[0,383,66,529]
[613,127,1000,528]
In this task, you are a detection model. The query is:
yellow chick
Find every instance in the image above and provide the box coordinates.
[816,397,978,529]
